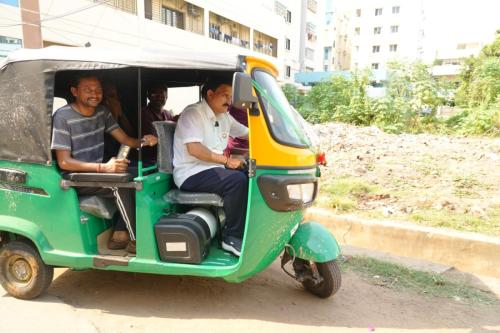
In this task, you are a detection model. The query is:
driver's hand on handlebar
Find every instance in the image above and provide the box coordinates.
[141,135,158,147]
[225,157,245,170]
[102,157,129,173]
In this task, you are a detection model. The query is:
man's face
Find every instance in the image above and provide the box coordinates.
[206,84,232,114]
[71,77,103,108]
[148,87,168,110]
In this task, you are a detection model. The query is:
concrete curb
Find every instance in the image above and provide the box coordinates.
[305,207,500,279]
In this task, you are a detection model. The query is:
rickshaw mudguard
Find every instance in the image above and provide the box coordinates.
[0,216,52,255]
[287,221,341,263]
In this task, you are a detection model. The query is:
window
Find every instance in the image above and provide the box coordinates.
[375,8,383,16]
[252,70,309,148]
[392,6,400,14]
[332,40,336,48]
[356,9,361,17]
[305,48,315,60]
[324,46,332,60]
[372,45,380,53]
[285,10,292,23]
[372,63,379,69]
[324,65,328,71]
[355,27,360,35]
[305,66,314,72]
[355,45,359,52]
[390,44,398,52]
[391,25,399,33]
[374,27,382,34]
[285,65,291,78]
[161,7,184,29]
[285,38,291,51]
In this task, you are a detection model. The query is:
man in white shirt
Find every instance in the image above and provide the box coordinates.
[173,77,249,257]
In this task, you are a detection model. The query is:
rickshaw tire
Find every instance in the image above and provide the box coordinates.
[302,260,342,299]
[0,241,54,300]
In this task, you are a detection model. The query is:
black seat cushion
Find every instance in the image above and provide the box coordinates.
[164,189,223,207]
[63,172,133,183]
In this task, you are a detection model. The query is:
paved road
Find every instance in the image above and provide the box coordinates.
[1,260,499,333]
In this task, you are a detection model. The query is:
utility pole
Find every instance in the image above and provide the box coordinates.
[20,0,42,48]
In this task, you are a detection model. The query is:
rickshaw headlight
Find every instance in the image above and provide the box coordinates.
[287,183,315,204]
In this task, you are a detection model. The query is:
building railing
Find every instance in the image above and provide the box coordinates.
[95,0,137,15]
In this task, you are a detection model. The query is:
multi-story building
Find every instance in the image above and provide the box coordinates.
[331,0,499,74]
[346,0,425,71]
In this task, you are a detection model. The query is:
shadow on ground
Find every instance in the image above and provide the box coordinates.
[33,260,500,332]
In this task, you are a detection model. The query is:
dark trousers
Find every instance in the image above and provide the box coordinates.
[181,168,248,239]
[77,187,136,240]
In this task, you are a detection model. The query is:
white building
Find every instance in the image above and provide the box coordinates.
[344,0,425,71]
[330,0,499,72]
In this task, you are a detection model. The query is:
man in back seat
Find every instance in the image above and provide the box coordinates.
[173,77,248,257]
[51,72,158,253]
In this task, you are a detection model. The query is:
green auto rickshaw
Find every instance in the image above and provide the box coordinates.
[0,46,341,300]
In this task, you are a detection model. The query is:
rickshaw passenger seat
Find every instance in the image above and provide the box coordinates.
[153,121,225,206]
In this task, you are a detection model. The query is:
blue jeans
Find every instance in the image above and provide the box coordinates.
[180,167,248,239]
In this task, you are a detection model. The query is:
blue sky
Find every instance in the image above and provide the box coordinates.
[0,0,18,7]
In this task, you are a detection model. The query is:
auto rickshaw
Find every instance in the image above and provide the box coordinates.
[0,46,341,300]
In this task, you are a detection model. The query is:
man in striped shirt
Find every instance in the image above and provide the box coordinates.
[51,73,157,252]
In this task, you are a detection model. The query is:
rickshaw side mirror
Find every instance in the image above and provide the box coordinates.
[232,72,258,115]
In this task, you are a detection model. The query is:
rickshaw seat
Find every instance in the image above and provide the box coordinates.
[153,121,225,207]
[164,189,224,207]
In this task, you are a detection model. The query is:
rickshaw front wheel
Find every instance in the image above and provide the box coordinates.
[0,241,54,300]
[293,259,341,298]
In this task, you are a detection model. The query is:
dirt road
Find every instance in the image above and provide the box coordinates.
[1,260,499,333]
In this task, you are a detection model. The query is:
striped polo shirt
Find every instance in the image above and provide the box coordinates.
[51,104,119,163]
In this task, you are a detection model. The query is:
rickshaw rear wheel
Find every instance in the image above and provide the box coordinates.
[294,259,341,298]
[0,241,54,300]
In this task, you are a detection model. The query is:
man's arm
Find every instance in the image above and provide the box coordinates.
[186,142,242,169]
[110,128,158,148]
[55,150,128,173]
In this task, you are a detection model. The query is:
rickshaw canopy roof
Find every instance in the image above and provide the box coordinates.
[0,46,244,71]
[0,46,250,165]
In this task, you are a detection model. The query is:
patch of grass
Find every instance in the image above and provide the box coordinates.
[317,176,383,212]
[321,176,381,197]
[340,256,499,305]
[452,175,490,198]
[409,208,500,236]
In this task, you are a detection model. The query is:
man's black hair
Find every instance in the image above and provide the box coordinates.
[69,71,102,89]
[201,76,232,99]
[146,82,168,96]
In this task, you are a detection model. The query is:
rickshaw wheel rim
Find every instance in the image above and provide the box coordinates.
[7,255,33,284]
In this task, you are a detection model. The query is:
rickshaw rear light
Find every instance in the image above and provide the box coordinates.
[287,183,315,204]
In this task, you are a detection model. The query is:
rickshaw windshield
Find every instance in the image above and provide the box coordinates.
[252,70,310,148]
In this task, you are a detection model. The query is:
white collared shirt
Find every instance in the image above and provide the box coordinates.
[173,99,248,187]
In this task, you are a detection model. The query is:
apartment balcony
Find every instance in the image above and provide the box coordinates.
[209,12,251,49]
[95,0,137,15]
[143,0,204,35]
[254,30,277,57]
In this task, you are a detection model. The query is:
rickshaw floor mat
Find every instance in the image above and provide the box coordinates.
[97,228,133,257]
